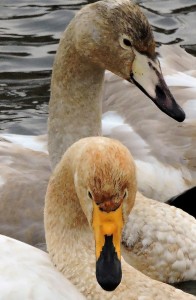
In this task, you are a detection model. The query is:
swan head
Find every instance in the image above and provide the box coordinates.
[74,137,137,291]
[73,0,185,122]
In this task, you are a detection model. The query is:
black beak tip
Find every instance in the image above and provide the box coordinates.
[155,84,186,122]
[96,258,122,291]
[161,100,186,123]
[95,235,122,291]
[175,108,186,122]
[130,76,186,123]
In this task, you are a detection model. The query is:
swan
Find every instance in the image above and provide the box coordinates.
[0,138,50,246]
[102,44,196,202]
[122,193,196,282]
[1,136,196,284]
[44,136,196,299]
[0,234,85,299]
[47,0,185,169]
[0,0,196,284]
[1,138,195,299]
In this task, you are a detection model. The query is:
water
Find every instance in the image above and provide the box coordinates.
[0,0,196,295]
[0,0,196,134]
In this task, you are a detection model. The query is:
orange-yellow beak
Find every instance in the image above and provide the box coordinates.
[92,201,124,291]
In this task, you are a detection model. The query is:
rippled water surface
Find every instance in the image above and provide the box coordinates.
[0,0,196,134]
[0,0,196,295]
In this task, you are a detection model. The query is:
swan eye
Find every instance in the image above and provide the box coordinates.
[123,39,132,47]
[123,190,128,199]
[87,190,93,200]
[119,35,133,50]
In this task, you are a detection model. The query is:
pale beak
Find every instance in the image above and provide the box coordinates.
[130,50,185,122]
[92,201,123,291]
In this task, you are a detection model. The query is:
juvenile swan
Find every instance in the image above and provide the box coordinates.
[0,0,195,284]
[0,1,190,246]
[48,0,185,169]
[45,137,195,300]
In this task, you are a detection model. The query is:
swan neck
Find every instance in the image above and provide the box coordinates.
[48,28,105,169]
[45,152,96,294]
[45,155,87,233]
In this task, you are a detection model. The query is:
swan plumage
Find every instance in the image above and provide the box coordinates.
[0,139,49,245]
[0,234,85,299]
[1,138,195,299]
[0,0,195,286]
[122,193,196,282]
[103,45,196,201]
[44,136,196,299]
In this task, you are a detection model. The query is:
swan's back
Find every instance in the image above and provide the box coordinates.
[0,235,85,299]
[0,140,50,245]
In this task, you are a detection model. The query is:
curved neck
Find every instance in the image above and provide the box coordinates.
[44,152,128,298]
[48,28,105,169]
[45,152,99,296]
[44,149,186,299]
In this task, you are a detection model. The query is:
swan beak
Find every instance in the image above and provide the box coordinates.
[92,201,123,291]
[130,50,185,122]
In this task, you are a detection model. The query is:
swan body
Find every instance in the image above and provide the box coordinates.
[45,136,196,299]
[0,0,196,286]
[102,45,196,201]
[122,193,196,282]
[1,135,196,283]
[0,234,85,299]
[0,139,50,245]
[0,138,195,299]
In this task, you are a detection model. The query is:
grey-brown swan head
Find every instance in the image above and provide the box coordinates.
[72,0,185,121]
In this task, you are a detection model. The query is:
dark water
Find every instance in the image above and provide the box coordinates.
[0,0,196,295]
[0,0,196,134]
